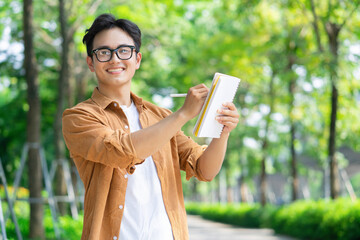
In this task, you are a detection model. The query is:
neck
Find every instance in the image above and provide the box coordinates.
[98,83,132,107]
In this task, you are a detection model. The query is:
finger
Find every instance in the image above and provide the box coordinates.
[190,84,207,92]
[196,87,209,96]
[189,85,208,93]
[196,88,209,95]
[222,102,236,110]
[194,83,208,89]
[217,108,239,118]
[216,116,239,124]
[189,87,208,98]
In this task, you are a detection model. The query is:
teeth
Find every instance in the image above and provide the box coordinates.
[108,68,124,72]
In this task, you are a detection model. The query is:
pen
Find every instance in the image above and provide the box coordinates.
[170,93,187,97]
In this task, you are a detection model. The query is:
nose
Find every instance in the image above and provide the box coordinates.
[109,50,121,63]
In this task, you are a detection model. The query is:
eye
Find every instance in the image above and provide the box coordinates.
[118,47,130,54]
[98,49,110,56]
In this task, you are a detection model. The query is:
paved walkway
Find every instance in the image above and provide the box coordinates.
[187,215,297,240]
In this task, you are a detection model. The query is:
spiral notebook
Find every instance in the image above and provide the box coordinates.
[193,72,240,138]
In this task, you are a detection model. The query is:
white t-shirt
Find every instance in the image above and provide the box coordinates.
[119,101,174,240]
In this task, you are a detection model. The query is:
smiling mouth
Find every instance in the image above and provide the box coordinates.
[107,67,125,73]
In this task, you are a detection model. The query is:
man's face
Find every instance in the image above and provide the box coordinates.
[86,27,142,89]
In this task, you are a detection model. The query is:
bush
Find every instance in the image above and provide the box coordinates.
[59,214,83,240]
[186,198,360,240]
[3,201,83,240]
[186,202,266,228]
[269,200,327,239]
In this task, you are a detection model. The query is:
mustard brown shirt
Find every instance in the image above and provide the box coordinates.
[62,88,208,240]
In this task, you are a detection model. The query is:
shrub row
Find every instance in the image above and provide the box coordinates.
[186,198,360,240]
[4,203,83,240]
[186,202,273,228]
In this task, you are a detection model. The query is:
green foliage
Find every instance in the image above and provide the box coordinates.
[270,200,327,239]
[186,202,274,228]
[3,201,83,240]
[59,214,84,240]
[186,199,360,240]
[269,199,360,240]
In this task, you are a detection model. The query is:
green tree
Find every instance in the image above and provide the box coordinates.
[308,0,360,199]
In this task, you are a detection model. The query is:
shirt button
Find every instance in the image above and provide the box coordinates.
[113,236,117,240]
[119,205,123,209]
[114,103,117,107]
[124,125,129,129]
[124,174,128,179]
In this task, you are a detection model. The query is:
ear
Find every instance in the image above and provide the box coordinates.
[86,56,95,72]
[135,52,142,70]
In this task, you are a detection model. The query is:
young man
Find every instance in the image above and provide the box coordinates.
[62,13,239,240]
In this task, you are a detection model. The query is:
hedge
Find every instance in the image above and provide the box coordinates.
[185,198,360,240]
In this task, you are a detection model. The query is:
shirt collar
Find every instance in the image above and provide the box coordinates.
[91,87,144,110]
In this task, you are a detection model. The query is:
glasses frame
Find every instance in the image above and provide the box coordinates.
[92,45,137,62]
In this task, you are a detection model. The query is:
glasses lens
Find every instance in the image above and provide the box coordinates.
[116,46,133,60]
[96,49,112,62]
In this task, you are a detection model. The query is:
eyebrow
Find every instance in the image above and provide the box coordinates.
[94,44,134,50]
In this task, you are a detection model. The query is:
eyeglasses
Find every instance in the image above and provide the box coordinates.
[92,45,136,62]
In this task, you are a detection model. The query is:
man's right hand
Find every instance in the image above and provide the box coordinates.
[179,84,209,120]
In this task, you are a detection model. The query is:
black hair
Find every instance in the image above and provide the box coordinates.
[82,13,142,57]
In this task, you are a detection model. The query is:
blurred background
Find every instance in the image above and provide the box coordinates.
[0,0,360,239]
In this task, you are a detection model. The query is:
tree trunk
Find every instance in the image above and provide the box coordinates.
[260,152,267,206]
[54,0,72,215]
[325,22,341,199]
[287,52,298,202]
[75,69,88,103]
[225,169,233,203]
[218,172,227,203]
[23,0,44,238]
[290,122,298,201]
[236,91,248,203]
[329,83,339,199]
[239,175,248,203]
[260,72,275,206]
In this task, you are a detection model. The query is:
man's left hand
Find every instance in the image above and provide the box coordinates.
[216,102,239,135]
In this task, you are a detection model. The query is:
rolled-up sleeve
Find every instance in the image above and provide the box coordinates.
[62,107,143,170]
[175,130,208,181]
